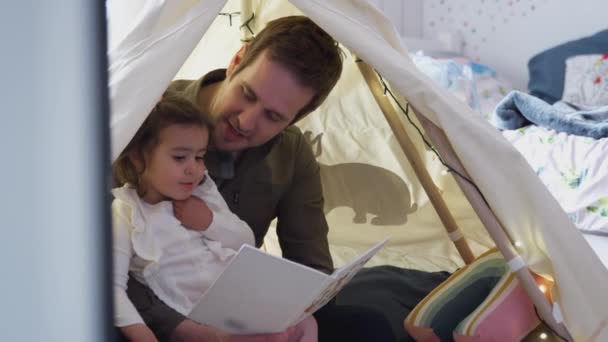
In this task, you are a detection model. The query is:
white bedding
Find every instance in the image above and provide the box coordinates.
[409,51,513,118]
[410,51,608,272]
[503,127,608,267]
[412,52,608,234]
[502,127,608,235]
[583,233,608,267]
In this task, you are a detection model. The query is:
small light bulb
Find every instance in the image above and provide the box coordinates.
[514,241,523,248]
[441,170,448,176]
[539,285,547,293]
[540,332,548,339]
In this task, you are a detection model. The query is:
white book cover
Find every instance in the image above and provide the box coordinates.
[188,238,389,334]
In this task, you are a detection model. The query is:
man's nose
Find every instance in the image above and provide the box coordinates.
[236,106,260,133]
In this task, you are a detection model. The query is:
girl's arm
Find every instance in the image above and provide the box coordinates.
[112,200,148,328]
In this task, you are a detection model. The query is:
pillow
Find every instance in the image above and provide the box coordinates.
[404,248,546,341]
[528,29,608,104]
[562,54,608,107]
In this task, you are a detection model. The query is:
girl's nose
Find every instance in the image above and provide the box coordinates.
[185,160,205,176]
[185,162,196,175]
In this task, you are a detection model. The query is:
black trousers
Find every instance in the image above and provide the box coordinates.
[314,300,396,342]
[335,266,451,342]
[115,301,395,342]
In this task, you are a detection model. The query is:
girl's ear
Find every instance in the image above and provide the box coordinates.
[127,149,145,173]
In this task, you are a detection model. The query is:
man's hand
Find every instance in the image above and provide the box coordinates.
[173,196,213,231]
[171,320,292,342]
[120,323,159,342]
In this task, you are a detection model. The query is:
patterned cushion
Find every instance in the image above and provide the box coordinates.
[404,248,545,341]
[528,29,608,104]
[562,54,608,107]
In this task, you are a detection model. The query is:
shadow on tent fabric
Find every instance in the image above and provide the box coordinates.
[303,130,418,226]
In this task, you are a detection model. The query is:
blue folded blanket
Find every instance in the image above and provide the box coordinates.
[492,91,608,139]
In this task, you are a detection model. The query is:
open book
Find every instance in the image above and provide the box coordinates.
[188,238,389,334]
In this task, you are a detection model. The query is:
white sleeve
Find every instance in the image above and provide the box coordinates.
[193,176,255,250]
[112,200,145,327]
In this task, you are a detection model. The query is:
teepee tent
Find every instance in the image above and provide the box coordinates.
[107,0,608,340]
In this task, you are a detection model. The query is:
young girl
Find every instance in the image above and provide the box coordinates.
[112,96,317,342]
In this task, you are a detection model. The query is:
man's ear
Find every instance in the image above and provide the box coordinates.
[226,43,248,77]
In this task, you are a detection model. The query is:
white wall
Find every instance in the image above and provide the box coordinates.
[369,0,608,90]
[367,0,423,37]
[423,0,608,89]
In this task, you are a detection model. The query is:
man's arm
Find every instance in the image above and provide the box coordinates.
[275,130,334,274]
[125,279,235,341]
[126,277,189,341]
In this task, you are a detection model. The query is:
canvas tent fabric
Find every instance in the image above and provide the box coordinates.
[107,0,608,340]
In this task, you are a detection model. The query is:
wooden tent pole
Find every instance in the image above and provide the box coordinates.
[356,60,475,265]
[357,59,571,339]
[411,110,572,340]
[239,0,254,41]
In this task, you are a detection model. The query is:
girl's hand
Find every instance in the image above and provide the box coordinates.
[173,196,213,231]
[120,323,159,342]
[287,316,317,342]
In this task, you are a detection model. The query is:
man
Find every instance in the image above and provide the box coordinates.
[123,16,396,342]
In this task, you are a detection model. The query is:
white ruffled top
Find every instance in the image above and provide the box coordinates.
[112,174,254,327]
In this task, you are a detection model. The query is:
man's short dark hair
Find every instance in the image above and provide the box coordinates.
[232,16,344,120]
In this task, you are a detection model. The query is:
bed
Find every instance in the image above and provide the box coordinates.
[402,30,608,268]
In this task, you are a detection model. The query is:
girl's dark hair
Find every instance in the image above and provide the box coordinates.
[112,95,213,190]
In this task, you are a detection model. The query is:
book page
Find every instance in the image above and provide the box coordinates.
[189,238,389,334]
[188,244,328,334]
[296,238,390,319]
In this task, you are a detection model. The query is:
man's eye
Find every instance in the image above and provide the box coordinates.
[242,86,255,102]
[266,112,281,122]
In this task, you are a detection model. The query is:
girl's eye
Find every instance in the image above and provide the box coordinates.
[173,156,186,162]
